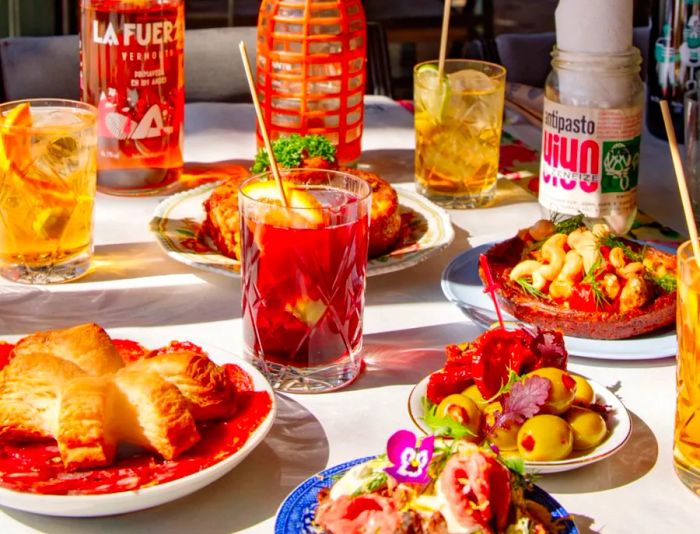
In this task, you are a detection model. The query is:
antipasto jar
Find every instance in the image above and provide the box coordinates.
[538,48,644,235]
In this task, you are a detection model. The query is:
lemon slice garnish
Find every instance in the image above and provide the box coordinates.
[242,180,325,227]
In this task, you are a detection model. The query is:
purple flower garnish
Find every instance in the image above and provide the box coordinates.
[383,429,434,485]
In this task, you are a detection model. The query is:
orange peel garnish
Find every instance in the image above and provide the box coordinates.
[0,102,32,173]
[242,180,325,228]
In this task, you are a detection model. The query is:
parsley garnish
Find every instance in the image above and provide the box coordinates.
[251,134,336,173]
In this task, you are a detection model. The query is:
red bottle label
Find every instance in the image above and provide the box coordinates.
[80,0,184,193]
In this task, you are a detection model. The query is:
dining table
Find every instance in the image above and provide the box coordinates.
[0,94,697,533]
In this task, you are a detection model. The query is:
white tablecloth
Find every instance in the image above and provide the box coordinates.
[0,96,696,533]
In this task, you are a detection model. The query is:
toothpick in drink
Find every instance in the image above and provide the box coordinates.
[238,41,288,207]
[659,99,700,267]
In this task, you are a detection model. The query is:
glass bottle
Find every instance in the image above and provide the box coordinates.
[539,47,644,235]
[647,0,700,141]
[80,0,185,195]
[256,0,366,166]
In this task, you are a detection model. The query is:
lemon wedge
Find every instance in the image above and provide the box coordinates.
[0,102,32,173]
[415,64,450,121]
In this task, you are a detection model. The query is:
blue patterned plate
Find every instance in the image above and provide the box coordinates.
[275,456,579,533]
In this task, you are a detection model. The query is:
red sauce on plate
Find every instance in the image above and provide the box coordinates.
[0,341,273,496]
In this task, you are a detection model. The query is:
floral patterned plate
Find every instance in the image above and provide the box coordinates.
[150,182,454,277]
[274,456,579,533]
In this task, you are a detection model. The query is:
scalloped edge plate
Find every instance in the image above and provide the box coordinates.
[0,339,276,517]
[408,373,632,475]
[441,243,677,359]
[274,456,579,533]
[150,182,454,278]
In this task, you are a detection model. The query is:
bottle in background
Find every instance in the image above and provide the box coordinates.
[647,0,700,140]
[80,0,185,195]
[256,0,366,166]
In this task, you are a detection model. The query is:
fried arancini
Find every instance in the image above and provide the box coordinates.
[339,167,401,258]
[202,168,401,260]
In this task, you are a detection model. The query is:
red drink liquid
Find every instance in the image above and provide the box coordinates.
[80,0,184,195]
[240,173,371,392]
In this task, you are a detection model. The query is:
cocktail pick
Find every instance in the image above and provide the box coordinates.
[479,254,505,328]
[659,100,700,267]
[238,41,289,207]
[437,0,454,79]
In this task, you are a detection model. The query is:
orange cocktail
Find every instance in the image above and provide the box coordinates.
[675,240,700,493]
[0,100,97,283]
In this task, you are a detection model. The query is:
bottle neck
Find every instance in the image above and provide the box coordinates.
[551,47,642,76]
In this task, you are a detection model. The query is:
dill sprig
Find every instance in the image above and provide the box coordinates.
[582,256,610,309]
[597,234,643,262]
[515,277,549,300]
[552,214,585,235]
[647,272,677,292]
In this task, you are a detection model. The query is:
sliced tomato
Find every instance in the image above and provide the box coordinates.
[315,494,400,534]
[148,340,208,358]
[224,363,254,393]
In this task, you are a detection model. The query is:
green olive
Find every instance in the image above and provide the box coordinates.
[570,374,595,406]
[564,406,607,450]
[436,394,482,440]
[526,367,577,415]
[462,383,489,409]
[517,414,573,461]
[482,401,520,451]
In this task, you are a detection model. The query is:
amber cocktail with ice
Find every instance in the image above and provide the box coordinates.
[414,59,506,208]
[0,100,97,283]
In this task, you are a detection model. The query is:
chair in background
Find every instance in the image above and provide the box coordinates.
[491,27,650,87]
[0,23,394,102]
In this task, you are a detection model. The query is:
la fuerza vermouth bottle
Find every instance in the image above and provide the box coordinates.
[80,0,185,195]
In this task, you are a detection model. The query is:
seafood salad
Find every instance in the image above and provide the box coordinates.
[314,439,563,533]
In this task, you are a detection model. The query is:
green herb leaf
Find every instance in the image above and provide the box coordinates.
[598,234,643,262]
[503,457,525,476]
[251,134,336,173]
[350,471,388,497]
[648,272,677,292]
[552,214,585,235]
[421,397,476,440]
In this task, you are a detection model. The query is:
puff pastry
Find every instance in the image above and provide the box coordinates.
[0,323,239,471]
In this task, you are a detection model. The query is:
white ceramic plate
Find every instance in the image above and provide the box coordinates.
[150,182,454,277]
[0,339,276,517]
[441,243,677,360]
[408,373,632,475]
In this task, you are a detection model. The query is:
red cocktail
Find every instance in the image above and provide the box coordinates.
[240,169,371,392]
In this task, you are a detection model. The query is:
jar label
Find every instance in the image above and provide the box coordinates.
[538,98,642,218]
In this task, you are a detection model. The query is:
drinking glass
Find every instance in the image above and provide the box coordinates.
[0,99,97,284]
[414,59,506,208]
[675,240,700,494]
[684,89,700,224]
[239,169,371,392]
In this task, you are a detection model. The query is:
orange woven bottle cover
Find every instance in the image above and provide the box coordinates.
[256,0,367,166]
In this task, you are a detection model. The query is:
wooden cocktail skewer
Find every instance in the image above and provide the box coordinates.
[660,100,700,267]
[239,41,289,207]
[437,0,453,79]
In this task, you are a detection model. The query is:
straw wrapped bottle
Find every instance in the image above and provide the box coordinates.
[256,0,366,166]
